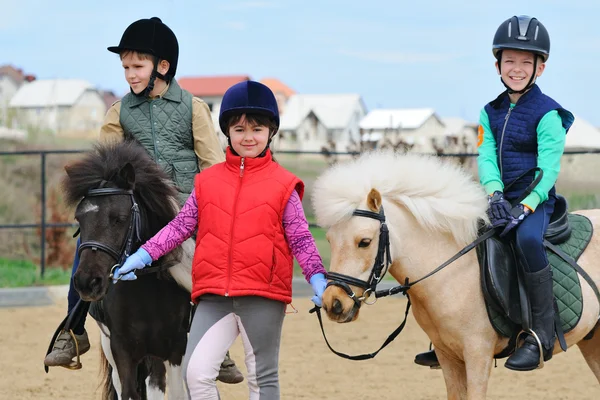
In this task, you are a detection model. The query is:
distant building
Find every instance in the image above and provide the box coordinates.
[260,78,296,115]
[440,117,478,154]
[9,79,106,135]
[359,108,445,153]
[564,116,600,151]
[99,90,120,111]
[178,75,250,114]
[277,94,367,152]
[0,65,35,127]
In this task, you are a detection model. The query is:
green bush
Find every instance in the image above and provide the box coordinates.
[0,258,71,288]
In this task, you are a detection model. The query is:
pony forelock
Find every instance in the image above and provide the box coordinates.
[312,151,489,245]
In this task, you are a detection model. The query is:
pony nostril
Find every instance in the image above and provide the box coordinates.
[332,299,343,315]
[89,277,102,291]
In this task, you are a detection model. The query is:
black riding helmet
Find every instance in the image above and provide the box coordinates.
[493,16,550,94]
[108,17,179,97]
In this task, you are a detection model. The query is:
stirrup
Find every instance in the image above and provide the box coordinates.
[515,329,545,369]
[59,329,83,370]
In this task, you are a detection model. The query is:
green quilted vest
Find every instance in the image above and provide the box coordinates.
[120,80,198,205]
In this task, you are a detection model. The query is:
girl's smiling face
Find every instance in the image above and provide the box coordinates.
[228,114,271,158]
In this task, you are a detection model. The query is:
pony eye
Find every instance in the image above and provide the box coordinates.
[358,239,371,248]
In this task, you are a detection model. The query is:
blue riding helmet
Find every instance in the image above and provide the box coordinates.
[218,81,280,135]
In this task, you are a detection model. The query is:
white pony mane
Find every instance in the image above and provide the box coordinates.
[312,151,489,245]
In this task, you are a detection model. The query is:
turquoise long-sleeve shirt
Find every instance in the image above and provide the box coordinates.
[477,106,567,211]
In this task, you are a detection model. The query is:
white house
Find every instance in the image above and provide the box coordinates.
[359,108,445,153]
[0,65,35,127]
[276,94,367,152]
[441,117,478,153]
[9,79,106,135]
[564,116,600,151]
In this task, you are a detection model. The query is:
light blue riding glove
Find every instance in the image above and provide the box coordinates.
[310,273,328,307]
[112,248,152,283]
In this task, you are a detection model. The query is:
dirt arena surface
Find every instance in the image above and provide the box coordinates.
[1,297,599,399]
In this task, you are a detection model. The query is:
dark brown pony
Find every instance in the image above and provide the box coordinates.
[63,141,194,400]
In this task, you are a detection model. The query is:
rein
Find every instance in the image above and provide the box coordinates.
[311,167,543,360]
[310,216,495,361]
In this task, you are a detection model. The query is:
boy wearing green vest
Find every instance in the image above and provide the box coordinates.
[44,16,243,384]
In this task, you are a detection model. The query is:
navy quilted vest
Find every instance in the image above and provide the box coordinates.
[484,85,573,200]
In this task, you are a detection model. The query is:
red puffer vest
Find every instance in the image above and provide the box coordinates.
[191,148,304,303]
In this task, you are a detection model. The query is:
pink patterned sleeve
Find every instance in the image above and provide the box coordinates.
[283,190,327,282]
[141,191,198,260]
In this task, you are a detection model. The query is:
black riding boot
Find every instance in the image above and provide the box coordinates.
[414,348,440,368]
[505,265,555,371]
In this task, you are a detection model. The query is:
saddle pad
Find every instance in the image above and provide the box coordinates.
[487,214,593,338]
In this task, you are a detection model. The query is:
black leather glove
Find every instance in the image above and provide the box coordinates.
[487,191,512,228]
[499,204,531,238]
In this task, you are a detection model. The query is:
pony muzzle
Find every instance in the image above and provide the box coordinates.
[73,268,108,301]
[322,285,361,323]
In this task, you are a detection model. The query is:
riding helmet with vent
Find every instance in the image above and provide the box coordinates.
[492,15,550,61]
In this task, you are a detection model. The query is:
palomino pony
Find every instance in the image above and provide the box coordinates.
[62,141,194,400]
[312,151,600,399]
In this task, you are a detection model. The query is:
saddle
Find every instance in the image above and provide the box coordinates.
[477,195,597,356]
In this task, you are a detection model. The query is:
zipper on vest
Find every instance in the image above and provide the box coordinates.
[498,107,512,178]
[149,100,158,163]
[226,157,245,296]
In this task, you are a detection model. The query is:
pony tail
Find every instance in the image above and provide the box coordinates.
[98,348,116,400]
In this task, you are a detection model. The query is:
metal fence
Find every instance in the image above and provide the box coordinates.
[2,147,600,277]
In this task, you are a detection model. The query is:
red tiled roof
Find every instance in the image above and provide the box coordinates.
[100,90,120,110]
[0,65,35,84]
[260,78,296,97]
[178,75,250,97]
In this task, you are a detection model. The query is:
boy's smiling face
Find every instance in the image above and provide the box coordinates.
[121,52,154,95]
[496,49,545,93]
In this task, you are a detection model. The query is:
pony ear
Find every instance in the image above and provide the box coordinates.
[118,162,136,189]
[367,188,382,212]
[64,163,74,177]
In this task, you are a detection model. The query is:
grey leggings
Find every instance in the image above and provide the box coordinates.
[182,295,285,400]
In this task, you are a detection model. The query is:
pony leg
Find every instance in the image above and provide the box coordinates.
[99,323,122,400]
[110,339,143,400]
[166,361,186,400]
[577,323,600,384]
[436,349,467,400]
[145,358,167,400]
[464,353,493,400]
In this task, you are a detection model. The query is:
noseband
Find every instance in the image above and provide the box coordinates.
[76,187,141,271]
[326,207,392,309]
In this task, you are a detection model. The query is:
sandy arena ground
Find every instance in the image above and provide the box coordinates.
[1,297,599,399]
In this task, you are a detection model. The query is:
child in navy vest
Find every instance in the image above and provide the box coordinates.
[414,15,574,372]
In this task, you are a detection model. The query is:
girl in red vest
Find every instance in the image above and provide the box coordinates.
[114,80,328,399]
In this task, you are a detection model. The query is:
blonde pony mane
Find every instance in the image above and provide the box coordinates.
[312,151,489,245]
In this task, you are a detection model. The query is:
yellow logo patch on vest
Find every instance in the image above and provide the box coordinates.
[477,124,484,147]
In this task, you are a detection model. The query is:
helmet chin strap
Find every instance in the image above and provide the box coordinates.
[499,55,538,95]
[132,56,169,98]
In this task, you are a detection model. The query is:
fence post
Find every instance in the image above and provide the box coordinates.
[40,152,46,278]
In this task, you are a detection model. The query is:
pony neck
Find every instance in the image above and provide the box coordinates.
[386,202,479,301]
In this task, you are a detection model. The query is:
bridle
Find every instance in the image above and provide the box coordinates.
[76,187,141,278]
[326,207,392,310]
